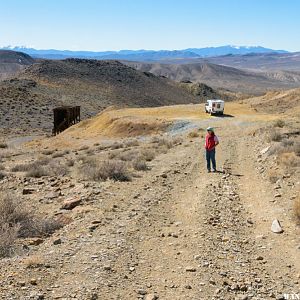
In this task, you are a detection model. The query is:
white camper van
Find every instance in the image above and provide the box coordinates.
[205,99,225,115]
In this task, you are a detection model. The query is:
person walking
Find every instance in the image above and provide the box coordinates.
[205,127,219,172]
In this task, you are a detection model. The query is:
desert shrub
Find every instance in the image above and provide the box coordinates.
[0,194,63,257]
[48,161,69,176]
[132,157,148,171]
[172,136,183,145]
[118,150,139,162]
[294,197,300,223]
[108,150,119,160]
[26,166,50,178]
[52,150,69,158]
[281,139,294,147]
[274,119,285,128]
[85,149,94,155]
[23,255,44,269]
[11,158,50,172]
[158,138,174,149]
[278,152,300,168]
[151,136,161,144]
[269,131,282,142]
[66,159,75,167]
[77,155,97,165]
[125,139,139,147]
[0,142,8,149]
[0,223,19,257]
[0,165,5,171]
[140,148,156,161]
[110,142,124,150]
[188,130,200,138]
[42,149,54,155]
[0,171,6,180]
[80,160,131,182]
[293,142,300,156]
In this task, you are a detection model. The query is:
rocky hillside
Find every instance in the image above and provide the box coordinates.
[0,50,35,80]
[0,59,199,134]
[125,61,300,94]
[244,87,300,115]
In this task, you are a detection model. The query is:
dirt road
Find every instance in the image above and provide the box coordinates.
[1,115,299,300]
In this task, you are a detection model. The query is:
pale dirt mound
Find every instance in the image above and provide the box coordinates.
[246,87,300,115]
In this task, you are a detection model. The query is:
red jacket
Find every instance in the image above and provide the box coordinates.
[205,134,219,151]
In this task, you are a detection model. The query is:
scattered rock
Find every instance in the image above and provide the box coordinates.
[271,219,284,233]
[137,289,147,295]
[53,238,62,245]
[22,188,35,195]
[145,294,158,300]
[185,266,196,272]
[61,198,81,210]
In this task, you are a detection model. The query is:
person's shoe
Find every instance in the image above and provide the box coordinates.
[212,169,217,173]
[207,169,211,173]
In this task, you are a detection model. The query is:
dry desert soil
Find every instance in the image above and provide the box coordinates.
[0,101,299,300]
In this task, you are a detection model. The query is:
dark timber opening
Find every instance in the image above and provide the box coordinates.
[53,106,80,135]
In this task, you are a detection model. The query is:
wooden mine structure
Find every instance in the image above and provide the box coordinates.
[53,106,80,135]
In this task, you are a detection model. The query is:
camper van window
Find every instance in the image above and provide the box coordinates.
[212,103,216,107]
[217,104,220,108]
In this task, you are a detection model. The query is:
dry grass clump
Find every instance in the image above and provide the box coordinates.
[293,196,300,223]
[277,152,300,169]
[132,157,148,171]
[41,149,55,155]
[23,255,44,269]
[293,142,300,156]
[0,194,62,257]
[79,159,131,182]
[125,139,139,147]
[140,148,156,161]
[188,130,200,138]
[157,138,174,149]
[52,150,69,158]
[273,119,285,128]
[0,223,19,257]
[269,131,282,142]
[11,158,50,172]
[110,142,124,150]
[117,149,140,162]
[11,157,69,178]
[0,164,5,170]
[26,166,50,178]
[66,159,75,167]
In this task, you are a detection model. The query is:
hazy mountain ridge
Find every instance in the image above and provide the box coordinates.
[0,45,288,61]
[125,61,300,94]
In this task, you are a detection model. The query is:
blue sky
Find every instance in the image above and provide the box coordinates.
[1,0,299,51]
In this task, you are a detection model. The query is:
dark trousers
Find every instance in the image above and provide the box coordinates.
[206,149,216,171]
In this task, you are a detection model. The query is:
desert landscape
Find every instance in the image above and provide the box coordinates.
[1,1,300,299]
[0,47,300,300]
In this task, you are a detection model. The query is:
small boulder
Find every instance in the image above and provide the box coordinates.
[61,198,81,210]
[22,188,35,195]
[271,219,284,234]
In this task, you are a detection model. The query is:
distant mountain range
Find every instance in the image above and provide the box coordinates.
[0,45,288,61]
